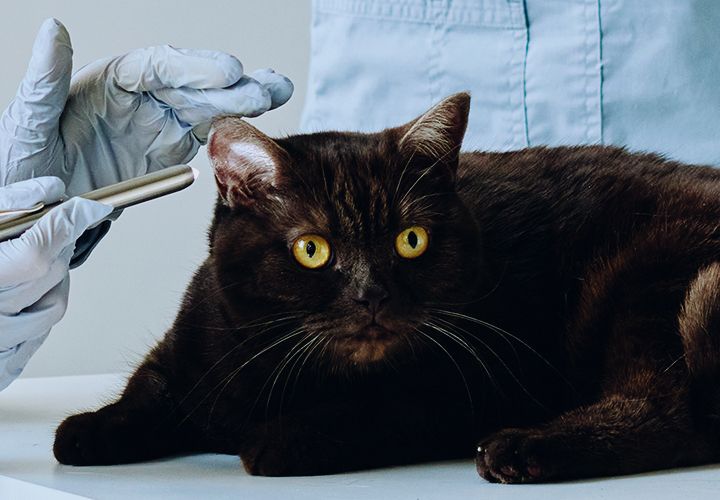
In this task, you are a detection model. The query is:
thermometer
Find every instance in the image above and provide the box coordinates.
[0,164,198,242]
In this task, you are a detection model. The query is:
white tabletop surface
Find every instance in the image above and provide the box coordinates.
[1,373,719,500]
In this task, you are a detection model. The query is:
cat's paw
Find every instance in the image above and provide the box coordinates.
[476,428,561,484]
[240,442,329,477]
[54,410,132,465]
[240,442,316,477]
[240,444,287,476]
[240,432,343,476]
[54,407,159,466]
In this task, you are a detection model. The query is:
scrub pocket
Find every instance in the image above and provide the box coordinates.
[301,0,529,152]
[600,0,720,165]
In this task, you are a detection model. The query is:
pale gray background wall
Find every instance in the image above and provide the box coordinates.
[0,0,311,377]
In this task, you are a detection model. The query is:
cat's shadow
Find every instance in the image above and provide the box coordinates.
[51,455,720,484]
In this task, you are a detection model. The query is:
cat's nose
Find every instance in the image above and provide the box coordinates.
[353,285,390,315]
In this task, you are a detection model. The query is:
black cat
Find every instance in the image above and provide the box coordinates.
[54,93,720,483]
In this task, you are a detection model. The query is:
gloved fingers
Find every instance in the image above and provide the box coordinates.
[143,120,201,170]
[248,69,294,110]
[0,197,112,287]
[113,46,244,93]
[0,177,65,213]
[0,18,71,151]
[152,74,273,122]
[152,75,276,143]
[0,246,71,316]
[0,275,69,351]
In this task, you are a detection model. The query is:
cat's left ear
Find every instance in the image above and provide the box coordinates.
[396,92,470,173]
[207,116,289,208]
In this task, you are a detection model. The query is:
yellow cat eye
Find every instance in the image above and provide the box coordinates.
[395,226,429,259]
[292,234,332,269]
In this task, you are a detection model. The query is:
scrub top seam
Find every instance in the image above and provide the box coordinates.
[314,0,526,28]
[427,0,449,107]
[506,0,528,150]
[582,0,602,145]
[596,0,604,144]
[519,0,530,148]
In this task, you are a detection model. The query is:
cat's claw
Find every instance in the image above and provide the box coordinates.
[476,429,553,484]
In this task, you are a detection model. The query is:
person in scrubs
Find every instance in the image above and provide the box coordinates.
[301,0,720,166]
[3,0,719,389]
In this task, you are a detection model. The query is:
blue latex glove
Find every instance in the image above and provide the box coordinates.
[0,18,293,195]
[0,178,112,391]
[0,18,292,390]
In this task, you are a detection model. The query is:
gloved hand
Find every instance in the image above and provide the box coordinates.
[0,177,112,391]
[0,18,292,390]
[0,18,293,197]
[0,19,290,262]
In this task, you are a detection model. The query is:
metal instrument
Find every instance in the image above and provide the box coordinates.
[0,164,198,242]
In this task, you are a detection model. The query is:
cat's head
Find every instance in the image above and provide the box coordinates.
[207,93,482,367]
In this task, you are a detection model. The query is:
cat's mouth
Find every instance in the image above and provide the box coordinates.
[358,324,393,340]
[334,322,401,364]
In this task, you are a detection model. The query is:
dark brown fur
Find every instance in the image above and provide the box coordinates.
[54,94,720,483]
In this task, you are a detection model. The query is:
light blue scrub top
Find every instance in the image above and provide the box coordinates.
[300,0,720,166]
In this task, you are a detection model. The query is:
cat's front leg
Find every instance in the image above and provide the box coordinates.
[476,426,588,483]
[475,381,714,483]
[239,404,396,476]
[239,404,382,476]
[239,417,349,476]
[238,397,465,476]
[54,352,192,465]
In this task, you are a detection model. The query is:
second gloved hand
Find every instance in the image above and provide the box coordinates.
[0,177,112,390]
[0,18,294,197]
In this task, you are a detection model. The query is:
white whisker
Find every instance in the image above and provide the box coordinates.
[414,327,474,414]
[173,315,303,412]
[424,319,498,392]
[429,309,565,378]
[177,328,306,428]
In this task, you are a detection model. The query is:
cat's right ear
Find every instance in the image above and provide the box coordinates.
[396,92,471,166]
[207,116,289,208]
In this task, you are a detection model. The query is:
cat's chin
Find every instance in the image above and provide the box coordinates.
[334,325,402,365]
